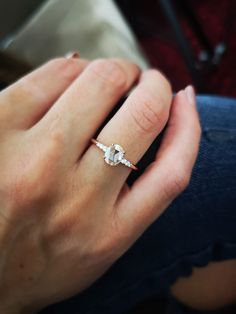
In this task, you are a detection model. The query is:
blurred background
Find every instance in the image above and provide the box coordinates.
[116,0,236,96]
[0,0,236,97]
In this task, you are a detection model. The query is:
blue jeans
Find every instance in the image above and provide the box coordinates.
[42,96,236,314]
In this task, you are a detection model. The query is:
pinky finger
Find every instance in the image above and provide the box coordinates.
[115,86,201,236]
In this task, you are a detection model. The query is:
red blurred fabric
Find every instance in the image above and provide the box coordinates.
[117,0,236,97]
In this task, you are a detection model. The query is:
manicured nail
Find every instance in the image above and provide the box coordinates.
[65,51,80,59]
[185,85,195,105]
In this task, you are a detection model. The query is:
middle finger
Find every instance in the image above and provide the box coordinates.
[36,58,140,162]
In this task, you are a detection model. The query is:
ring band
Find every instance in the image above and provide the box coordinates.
[91,139,137,171]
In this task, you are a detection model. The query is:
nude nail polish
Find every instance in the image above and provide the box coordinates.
[65,51,80,59]
[185,85,195,105]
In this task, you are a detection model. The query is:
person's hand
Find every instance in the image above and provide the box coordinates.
[0,56,201,314]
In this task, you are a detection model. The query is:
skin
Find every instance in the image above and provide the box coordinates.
[171,259,236,311]
[0,56,201,314]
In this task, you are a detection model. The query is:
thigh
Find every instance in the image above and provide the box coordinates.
[41,96,236,314]
[171,259,236,310]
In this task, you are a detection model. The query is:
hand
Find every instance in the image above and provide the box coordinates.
[0,57,201,313]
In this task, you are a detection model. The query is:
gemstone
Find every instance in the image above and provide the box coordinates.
[104,144,124,166]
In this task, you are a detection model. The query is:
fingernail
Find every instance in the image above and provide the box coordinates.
[65,51,80,59]
[185,85,195,105]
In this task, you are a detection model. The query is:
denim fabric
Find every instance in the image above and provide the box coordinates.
[42,96,236,314]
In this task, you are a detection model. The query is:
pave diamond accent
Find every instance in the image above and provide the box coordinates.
[104,144,125,166]
[96,142,107,152]
[121,159,132,167]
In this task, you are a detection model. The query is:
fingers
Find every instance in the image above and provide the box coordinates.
[82,69,172,191]
[37,58,140,162]
[115,86,201,237]
[0,57,89,130]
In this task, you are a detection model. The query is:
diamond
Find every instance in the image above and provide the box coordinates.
[104,144,124,166]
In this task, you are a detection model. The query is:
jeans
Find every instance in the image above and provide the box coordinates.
[42,95,236,314]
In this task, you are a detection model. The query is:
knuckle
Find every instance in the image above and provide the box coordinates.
[166,166,191,198]
[89,238,115,263]
[7,170,43,216]
[129,91,168,133]
[88,59,126,89]
[149,69,172,91]
[8,78,36,105]
[46,116,66,153]
[48,57,75,70]
[47,57,83,81]
[49,127,66,152]
[144,69,173,106]
[81,220,123,265]
[86,231,122,265]
[45,211,77,249]
[18,78,50,107]
[1,57,85,111]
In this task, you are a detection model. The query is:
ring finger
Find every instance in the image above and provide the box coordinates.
[80,69,172,192]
